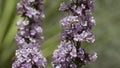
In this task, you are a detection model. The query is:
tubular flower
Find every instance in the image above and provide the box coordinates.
[52,0,97,68]
[12,0,46,68]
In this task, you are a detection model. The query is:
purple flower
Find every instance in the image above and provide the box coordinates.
[59,2,69,11]
[60,16,79,28]
[52,0,97,67]
[25,6,40,19]
[73,31,95,43]
[12,43,46,68]
[77,48,85,61]
[52,41,77,68]
[89,52,97,62]
[13,0,46,68]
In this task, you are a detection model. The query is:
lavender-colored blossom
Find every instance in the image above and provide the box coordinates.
[25,7,40,19]
[52,41,77,68]
[12,0,46,68]
[52,0,97,68]
[73,31,95,43]
[12,43,46,68]
[60,16,79,28]
[89,52,97,62]
[59,2,69,11]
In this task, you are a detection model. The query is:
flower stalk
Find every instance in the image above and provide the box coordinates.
[12,0,47,68]
[52,0,97,68]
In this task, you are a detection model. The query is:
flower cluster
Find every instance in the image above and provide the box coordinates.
[12,0,46,68]
[52,0,97,68]
[12,43,46,68]
[52,41,77,68]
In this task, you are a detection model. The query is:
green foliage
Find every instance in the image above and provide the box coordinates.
[0,0,120,68]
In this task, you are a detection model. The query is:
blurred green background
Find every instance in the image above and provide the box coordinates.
[0,0,120,68]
